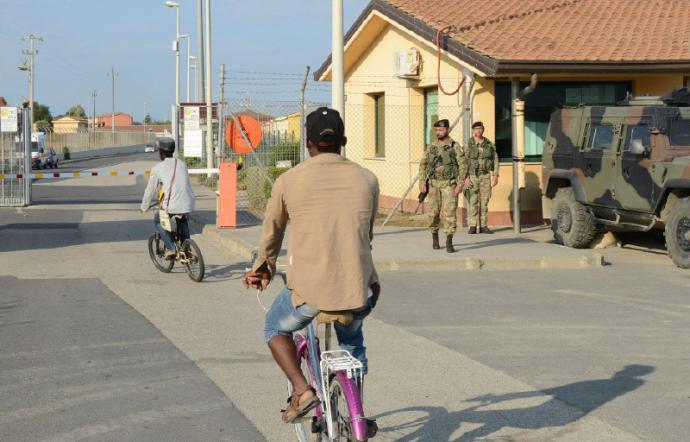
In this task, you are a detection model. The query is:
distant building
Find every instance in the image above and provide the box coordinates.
[53,116,88,134]
[93,112,133,128]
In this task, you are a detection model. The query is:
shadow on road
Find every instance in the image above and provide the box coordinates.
[375,364,653,441]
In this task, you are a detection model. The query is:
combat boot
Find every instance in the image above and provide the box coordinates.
[446,235,455,253]
[480,226,493,234]
[432,232,441,250]
[468,226,477,234]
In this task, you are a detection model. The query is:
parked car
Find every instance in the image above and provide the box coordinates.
[30,132,48,169]
[542,88,690,268]
[144,143,155,153]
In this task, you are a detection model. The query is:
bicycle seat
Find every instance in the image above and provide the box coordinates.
[316,311,354,326]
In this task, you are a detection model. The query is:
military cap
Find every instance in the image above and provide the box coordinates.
[433,119,450,128]
[472,121,484,129]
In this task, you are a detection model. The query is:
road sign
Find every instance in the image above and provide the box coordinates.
[184,129,203,158]
[226,115,262,153]
[1,107,18,133]
[183,106,200,130]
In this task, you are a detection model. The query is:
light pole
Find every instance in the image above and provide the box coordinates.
[179,34,192,102]
[331,0,345,156]
[189,55,198,102]
[166,1,181,106]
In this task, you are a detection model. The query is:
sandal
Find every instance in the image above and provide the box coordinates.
[281,386,320,423]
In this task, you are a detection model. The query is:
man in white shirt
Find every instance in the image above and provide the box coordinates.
[140,138,195,259]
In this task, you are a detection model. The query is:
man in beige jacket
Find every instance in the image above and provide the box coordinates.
[244,107,381,423]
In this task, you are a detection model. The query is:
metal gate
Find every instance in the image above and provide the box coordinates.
[0,105,31,206]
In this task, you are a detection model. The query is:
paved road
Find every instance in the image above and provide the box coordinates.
[2,154,689,441]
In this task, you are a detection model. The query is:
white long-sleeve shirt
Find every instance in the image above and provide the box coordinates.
[141,158,195,214]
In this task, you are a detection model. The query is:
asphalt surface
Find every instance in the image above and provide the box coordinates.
[2,153,690,441]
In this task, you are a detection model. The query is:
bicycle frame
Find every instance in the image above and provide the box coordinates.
[295,322,369,441]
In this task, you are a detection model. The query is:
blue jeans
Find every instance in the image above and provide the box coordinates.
[264,286,369,374]
[154,211,189,252]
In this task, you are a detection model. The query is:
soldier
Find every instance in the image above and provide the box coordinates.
[465,121,499,234]
[419,119,464,253]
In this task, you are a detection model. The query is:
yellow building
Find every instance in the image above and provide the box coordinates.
[316,0,690,226]
[53,116,87,134]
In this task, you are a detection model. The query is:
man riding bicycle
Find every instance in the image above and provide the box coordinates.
[244,107,381,424]
[140,138,195,260]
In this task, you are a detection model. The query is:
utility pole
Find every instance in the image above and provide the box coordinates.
[197,0,205,102]
[190,56,198,101]
[143,101,147,140]
[204,0,213,175]
[109,67,117,142]
[20,34,42,131]
[219,63,226,163]
[331,0,345,156]
[299,65,311,162]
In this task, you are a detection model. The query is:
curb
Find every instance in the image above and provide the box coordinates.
[190,215,605,271]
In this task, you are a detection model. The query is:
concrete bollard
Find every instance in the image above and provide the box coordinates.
[217,162,237,228]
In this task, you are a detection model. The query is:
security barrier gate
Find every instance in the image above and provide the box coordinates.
[0,106,31,206]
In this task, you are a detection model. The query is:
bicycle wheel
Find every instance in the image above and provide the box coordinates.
[148,233,174,273]
[181,238,205,282]
[288,336,323,442]
[329,376,361,442]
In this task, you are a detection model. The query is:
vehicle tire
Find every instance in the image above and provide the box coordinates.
[148,233,174,273]
[550,187,596,248]
[664,197,690,269]
[181,238,205,282]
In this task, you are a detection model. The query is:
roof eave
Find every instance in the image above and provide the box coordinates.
[314,0,499,81]
[496,60,690,75]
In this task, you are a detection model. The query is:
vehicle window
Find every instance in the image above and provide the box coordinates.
[669,120,690,147]
[624,125,651,152]
[31,141,38,151]
[588,124,614,150]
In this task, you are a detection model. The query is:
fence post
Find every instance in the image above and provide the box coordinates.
[23,105,31,206]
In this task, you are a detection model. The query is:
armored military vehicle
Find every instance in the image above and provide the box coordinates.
[542,88,690,268]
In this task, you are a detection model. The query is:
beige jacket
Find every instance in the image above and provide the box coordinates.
[252,153,380,311]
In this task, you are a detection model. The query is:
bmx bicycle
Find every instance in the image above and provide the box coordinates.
[148,214,205,282]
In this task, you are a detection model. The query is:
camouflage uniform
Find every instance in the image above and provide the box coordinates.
[419,139,462,235]
[465,137,499,227]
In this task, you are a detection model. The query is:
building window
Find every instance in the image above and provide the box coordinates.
[494,81,631,160]
[424,88,438,146]
[374,94,385,158]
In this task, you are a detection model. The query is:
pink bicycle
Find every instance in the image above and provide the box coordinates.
[289,315,378,442]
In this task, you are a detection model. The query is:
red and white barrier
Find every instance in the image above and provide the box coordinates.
[0,168,219,180]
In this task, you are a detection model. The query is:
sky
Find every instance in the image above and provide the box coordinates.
[0,0,370,121]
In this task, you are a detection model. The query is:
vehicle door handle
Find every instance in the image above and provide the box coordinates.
[585,164,593,177]
[623,167,631,178]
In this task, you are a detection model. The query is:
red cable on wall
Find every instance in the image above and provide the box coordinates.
[437,25,465,96]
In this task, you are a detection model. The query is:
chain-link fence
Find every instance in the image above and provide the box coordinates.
[343,102,468,221]
[186,99,468,226]
[46,131,156,153]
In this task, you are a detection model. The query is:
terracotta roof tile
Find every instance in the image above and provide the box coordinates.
[384,0,690,62]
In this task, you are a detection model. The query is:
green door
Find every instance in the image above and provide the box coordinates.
[424,89,439,146]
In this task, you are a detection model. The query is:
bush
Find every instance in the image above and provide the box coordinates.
[270,142,300,166]
[245,166,291,209]
[62,146,71,160]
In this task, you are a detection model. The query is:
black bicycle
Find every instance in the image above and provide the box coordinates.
[147,214,205,282]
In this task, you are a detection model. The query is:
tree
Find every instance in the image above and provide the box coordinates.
[144,114,152,124]
[66,104,86,118]
[32,102,52,124]
[35,120,51,132]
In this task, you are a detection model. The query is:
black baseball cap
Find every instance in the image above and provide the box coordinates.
[306,107,345,148]
[433,119,450,128]
[472,121,484,129]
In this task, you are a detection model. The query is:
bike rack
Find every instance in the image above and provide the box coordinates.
[320,350,364,439]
